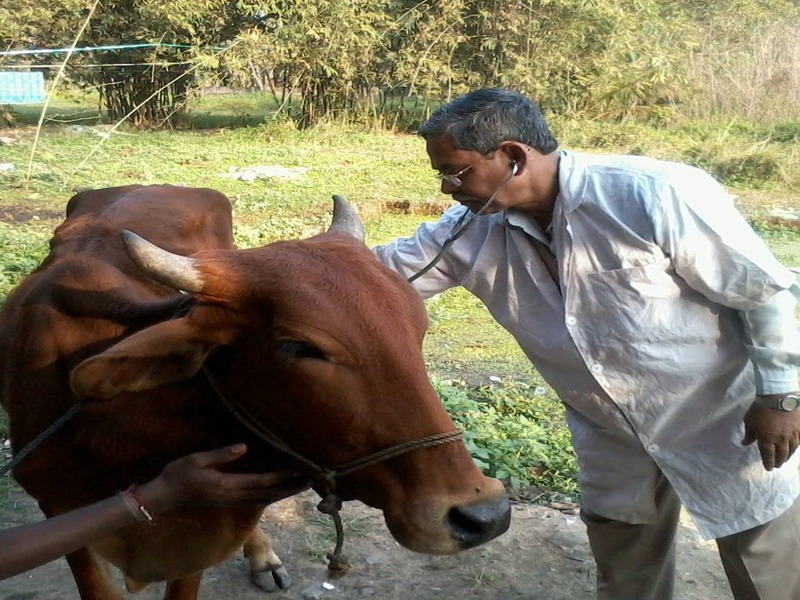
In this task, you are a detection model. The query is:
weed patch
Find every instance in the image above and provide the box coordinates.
[436,380,579,501]
[689,147,786,188]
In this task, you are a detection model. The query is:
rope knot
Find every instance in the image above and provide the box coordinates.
[317,492,343,515]
[326,551,351,579]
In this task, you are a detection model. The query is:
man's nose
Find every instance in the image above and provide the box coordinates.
[440,179,458,195]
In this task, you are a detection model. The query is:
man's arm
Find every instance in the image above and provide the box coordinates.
[372,206,467,298]
[646,173,800,471]
[740,289,800,470]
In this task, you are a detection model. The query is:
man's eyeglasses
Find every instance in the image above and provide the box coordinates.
[435,164,474,187]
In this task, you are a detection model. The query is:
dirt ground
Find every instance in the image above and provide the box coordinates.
[0,487,735,600]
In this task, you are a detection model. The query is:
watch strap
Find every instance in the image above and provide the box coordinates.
[755,394,800,411]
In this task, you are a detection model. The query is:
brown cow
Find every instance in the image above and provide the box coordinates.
[0,185,510,600]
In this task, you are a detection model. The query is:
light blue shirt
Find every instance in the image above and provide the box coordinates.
[374,150,800,538]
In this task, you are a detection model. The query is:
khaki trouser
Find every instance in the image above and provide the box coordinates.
[581,474,800,600]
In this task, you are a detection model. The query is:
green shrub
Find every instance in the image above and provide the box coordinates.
[550,117,652,151]
[435,379,579,501]
[706,151,784,187]
[677,140,785,188]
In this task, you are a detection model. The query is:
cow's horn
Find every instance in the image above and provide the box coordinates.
[120,230,204,293]
[328,194,366,243]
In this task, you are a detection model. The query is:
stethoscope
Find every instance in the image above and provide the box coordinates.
[407,161,518,283]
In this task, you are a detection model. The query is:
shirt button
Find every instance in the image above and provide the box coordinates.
[590,363,603,374]
[566,316,577,326]
[647,444,659,453]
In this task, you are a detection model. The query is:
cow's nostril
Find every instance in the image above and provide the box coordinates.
[447,496,512,548]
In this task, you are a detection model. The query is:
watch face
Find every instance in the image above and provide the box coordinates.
[780,395,800,411]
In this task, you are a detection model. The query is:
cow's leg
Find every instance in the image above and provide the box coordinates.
[163,573,202,600]
[244,526,292,592]
[63,547,124,600]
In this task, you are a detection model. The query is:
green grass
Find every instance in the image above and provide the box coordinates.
[5,89,283,129]
[304,513,372,561]
[551,115,800,193]
[0,222,51,301]
[1,92,800,499]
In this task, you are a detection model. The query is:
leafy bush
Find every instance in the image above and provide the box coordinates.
[435,379,579,501]
[708,152,784,187]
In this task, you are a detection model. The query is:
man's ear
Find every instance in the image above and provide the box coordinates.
[495,141,528,175]
[70,318,237,400]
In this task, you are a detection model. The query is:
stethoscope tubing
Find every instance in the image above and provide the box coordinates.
[407,167,516,284]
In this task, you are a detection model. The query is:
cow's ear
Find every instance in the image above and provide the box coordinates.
[70,318,235,400]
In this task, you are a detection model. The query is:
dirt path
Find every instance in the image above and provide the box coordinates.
[0,488,734,600]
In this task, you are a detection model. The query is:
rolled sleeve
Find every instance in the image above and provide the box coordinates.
[741,287,800,394]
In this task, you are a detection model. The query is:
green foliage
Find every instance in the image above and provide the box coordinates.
[3,0,800,127]
[772,122,800,144]
[224,0,394,128]
[0,0,86,48]
[218,0,800,125]
[700,151,784,188]
[435,379,579,499]
[749,220,800,244]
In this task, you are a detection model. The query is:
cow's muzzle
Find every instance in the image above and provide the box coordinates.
[448,495,512,549]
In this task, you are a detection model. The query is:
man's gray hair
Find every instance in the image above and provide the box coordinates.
[418,88,558,155]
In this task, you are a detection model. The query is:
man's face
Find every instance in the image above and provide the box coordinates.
[425,134,515,214]
[426,133,561,223]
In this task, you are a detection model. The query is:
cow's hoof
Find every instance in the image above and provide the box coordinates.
[272,566,292,590]
[251,566,292,592]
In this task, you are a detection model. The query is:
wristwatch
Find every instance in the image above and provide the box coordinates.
[755,394,800,411]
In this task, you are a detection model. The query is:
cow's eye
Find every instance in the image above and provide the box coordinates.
[279,340,329,361]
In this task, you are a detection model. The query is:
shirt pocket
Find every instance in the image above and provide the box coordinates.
[587,257,676,300]
[581,257,712,344]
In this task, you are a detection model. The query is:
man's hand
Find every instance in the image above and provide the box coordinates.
[742,401,800,471]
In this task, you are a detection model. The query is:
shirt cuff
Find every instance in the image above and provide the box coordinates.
[743,288,800,395]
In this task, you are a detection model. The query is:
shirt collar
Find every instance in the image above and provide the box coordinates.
[502,210,552,244]
[557,149,584,214]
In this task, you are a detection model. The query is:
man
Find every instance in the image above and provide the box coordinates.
[374,88,800,600]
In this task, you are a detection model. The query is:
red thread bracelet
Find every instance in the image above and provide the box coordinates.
[120,485,154,524]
